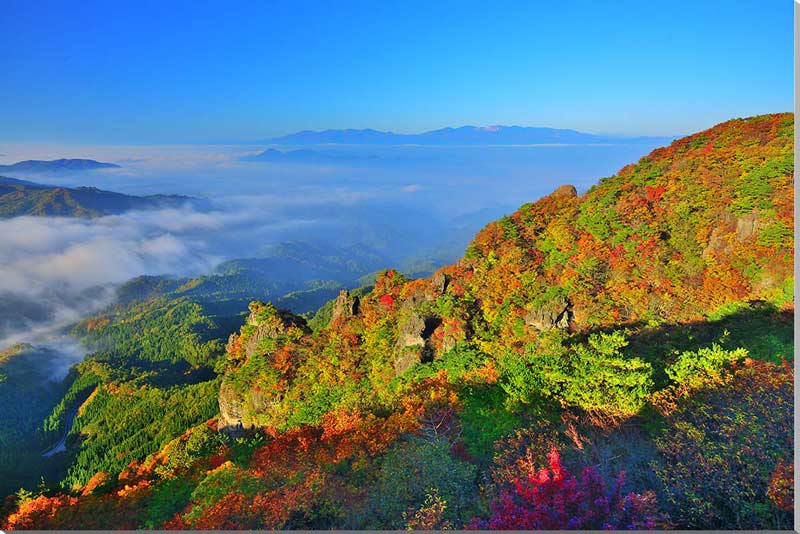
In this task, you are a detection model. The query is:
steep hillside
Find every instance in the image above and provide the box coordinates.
[0,176,192,217]
[463,112,792,336]
[219,113,793,431]
[3,114,793,530]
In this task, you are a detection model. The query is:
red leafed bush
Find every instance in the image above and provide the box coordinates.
[471,446,659,530]
[379,294,395,307]
[644,185,666,203]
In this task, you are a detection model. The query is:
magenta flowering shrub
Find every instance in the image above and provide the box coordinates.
[472,446,659,530]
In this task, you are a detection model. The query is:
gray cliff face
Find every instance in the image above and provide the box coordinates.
[218,381,279,437]
[393,273,449,376]
[703,210,768,260]
[525,296,573,331]
[218,381,247,437]
[331,290,359,323]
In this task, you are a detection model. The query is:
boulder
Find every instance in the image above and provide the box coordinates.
[550,184,578,200]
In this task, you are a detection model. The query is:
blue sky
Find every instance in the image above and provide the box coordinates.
[1,0,792,143]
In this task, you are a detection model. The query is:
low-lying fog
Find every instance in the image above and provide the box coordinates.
[0,141,665,353]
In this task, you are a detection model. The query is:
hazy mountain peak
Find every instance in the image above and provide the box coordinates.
[0,158,121,173]
[263,125,672,145]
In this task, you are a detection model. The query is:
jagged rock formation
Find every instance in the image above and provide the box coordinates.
[331,290,359,322]
[391,270,451,376]
[431,272,449,294]
[218,302,308,435]
[525,297,573,331]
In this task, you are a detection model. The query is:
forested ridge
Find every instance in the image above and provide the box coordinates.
[0,176,191,218]
[2,113,794,530]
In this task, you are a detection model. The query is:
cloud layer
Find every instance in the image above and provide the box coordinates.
[0,199,333,348]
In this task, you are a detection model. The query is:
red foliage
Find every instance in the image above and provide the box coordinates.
[379,294,395,307]
[472,446,659,530]
[767,460,794,512]
[644,185,667,203]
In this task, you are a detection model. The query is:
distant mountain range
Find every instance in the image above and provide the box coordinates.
[241,148,379,164]
[0,176,193,218]
[0,158,120,173]
[260,125,673,146]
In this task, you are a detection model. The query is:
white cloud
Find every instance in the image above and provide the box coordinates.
[0,199,335,350]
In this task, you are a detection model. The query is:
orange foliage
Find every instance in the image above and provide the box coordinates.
[767,460,794,512]
[4,495,78,530]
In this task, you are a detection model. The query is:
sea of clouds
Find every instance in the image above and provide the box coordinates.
[0,140,665,357]
[0,199,335,349]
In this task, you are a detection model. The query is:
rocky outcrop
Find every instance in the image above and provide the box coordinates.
[394,349,420,377]
[525,296,573,331]
[550,184,578,200]
[246,302,307,332]
[431,272,449,294]
[392,279,450,376]
[394,310,426,375]
[735,211,763,241]
[331,290,359,322]
[242,326,273,360]
[218,381,279,437]
[703,211,765,259]
[394,309,443,375]
[398,311,426,347]
[218,302,306,435]
[218,381,247,436]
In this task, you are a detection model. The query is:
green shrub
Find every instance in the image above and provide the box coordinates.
[665,344,747,390]
[560,331,653,417]
[365,438,477,529]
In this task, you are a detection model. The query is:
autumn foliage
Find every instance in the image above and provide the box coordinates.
[2,113,794,530]
[471,446,659,530]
